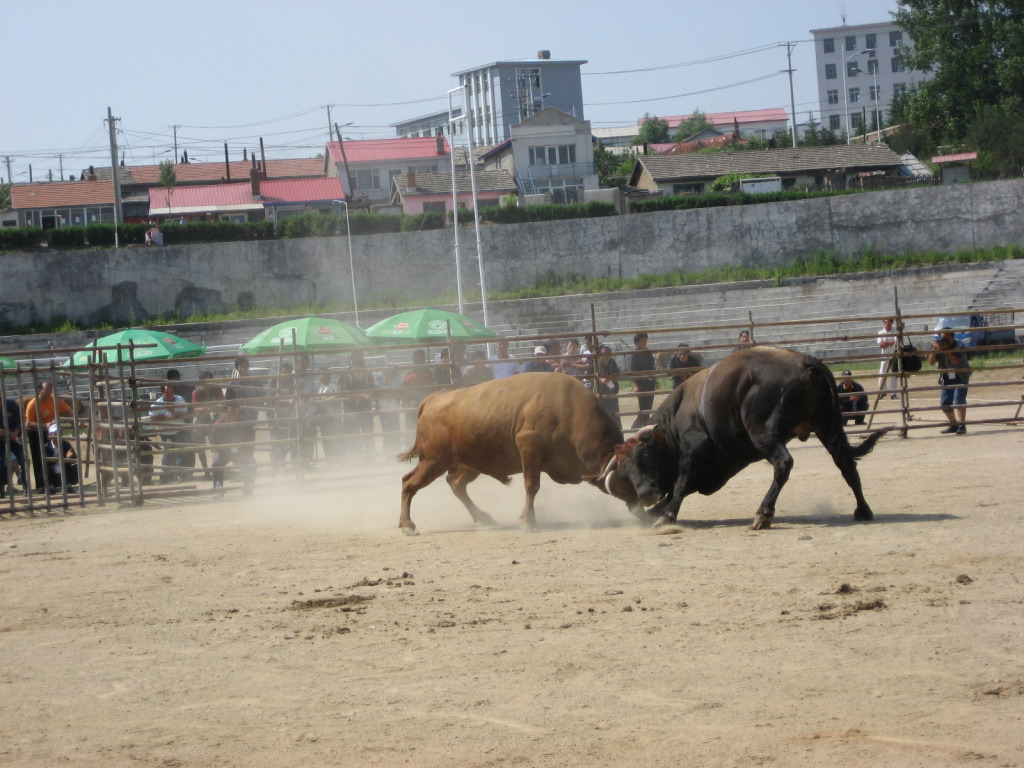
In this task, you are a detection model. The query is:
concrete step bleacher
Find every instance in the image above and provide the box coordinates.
[485,262,1020,362]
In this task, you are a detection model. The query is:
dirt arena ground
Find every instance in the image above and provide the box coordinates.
[2,383,1023,767]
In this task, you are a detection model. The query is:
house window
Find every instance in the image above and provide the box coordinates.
[849,87,860,103]
[529,145,576,165]
[892,57,906,73]
[672,182,704,195]
[822,37,835,53]
[867,58,879,75]
[893,82,908,97]
[827,89,839,105]
[865,33,877,51]
[847,61,860,77]
[353,169,380,191]
[825,63,837,80]
[422,201,446,215]
[889,30,903,47]
[845,35,857,51]
[870,85,880,101]
[829,115,841,130]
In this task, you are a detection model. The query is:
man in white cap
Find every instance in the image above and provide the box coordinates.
[523,345,555,373]
[929,321,971,434]
[836,370,868,425]
[44,423,79,490]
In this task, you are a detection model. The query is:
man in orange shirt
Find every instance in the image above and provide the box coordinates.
[24,381,74,492]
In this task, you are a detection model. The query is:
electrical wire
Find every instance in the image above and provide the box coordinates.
[585,72,788,106]
[584,43,784,75]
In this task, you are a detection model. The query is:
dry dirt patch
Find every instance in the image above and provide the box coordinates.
[0,422,1022,767]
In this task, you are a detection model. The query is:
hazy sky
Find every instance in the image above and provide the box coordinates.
[2,0,900,182]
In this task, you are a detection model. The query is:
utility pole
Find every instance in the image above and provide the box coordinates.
[106,107,124,231]
[782,41,798,147]
[3,156,12,186]
[173,125,179,163]
[326,104,332,141]
[333,122,355,199]
[57,153,64,180]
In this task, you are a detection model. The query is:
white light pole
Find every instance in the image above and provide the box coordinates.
[841,48,872,144]
[863,48,881,140]
[447,87,465,315]
[333,199,359,326]
[461,86,490,331]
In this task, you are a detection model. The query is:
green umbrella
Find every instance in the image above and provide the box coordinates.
[240,316,370,354]
[0,356,16,373]
[364,308,498,344]
[67,328,206,367]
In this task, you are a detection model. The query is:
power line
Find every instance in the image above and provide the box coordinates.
[583,43,784,75]
[585,71,788,106]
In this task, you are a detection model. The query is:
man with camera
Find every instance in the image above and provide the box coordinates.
[929,321,971,435]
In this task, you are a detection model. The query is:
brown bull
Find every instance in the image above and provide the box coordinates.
[398,372,638,534]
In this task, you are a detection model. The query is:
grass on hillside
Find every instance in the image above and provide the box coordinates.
[2,245,1020,337]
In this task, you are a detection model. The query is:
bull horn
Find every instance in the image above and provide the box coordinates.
[634,424,656,438]
[593,455,618,494]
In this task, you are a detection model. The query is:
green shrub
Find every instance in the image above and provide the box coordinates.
[348,212,402,235]
[0,226,45,250]
[277,212,337,239]
[84,223,116,247]
[479,200,615,224]
[399,211,446,231]
[45,227,88,247]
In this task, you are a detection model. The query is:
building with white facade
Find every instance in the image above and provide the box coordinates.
[450,52,586,146]
[811,21,931,139]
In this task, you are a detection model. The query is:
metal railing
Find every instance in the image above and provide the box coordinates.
[1,296,1020,517]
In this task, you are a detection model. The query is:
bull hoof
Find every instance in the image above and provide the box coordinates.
[854,506,873,522]
[750,513,773,530]
[519,520,537,532]
[401,525,419,536]
[650,516,672,529]
[474,513,499,527]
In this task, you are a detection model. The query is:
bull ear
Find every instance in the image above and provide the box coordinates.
[638,425,664,444]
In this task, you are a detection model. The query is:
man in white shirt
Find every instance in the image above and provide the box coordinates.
[877,318,898,399]
[148,384,189,483]
[489,338,521,379]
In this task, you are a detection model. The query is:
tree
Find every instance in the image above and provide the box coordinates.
[632,113,669,146]
[673,109,712,142]
[158,159,177,219]
[0,183,10,211]
[892,1,1024,142]
[593,141,620,184]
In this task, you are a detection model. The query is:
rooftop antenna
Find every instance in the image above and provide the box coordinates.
[840,2,847,25]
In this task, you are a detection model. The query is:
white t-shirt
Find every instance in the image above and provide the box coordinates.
[489,354,521,379]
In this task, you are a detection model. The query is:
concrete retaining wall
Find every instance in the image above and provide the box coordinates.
[1,179,1023,329]
[4,261,1021,366]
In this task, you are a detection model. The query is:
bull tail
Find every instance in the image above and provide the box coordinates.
[806,356,889,460]
[848,427,889,459]
[398,446,418,463]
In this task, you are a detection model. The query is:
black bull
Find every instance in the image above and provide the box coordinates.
[594,347,889,529]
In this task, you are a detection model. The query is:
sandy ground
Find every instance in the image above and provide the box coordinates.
[2,384,1023,767]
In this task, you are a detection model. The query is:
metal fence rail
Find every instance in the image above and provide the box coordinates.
[1,296,1020,516]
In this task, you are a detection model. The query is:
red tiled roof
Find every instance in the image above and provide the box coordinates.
[260,177,344,203]
[148,176,344,213]
[662,134,745,155]
[931,152,977,164]
[149,183,257,212]
[326,136,450,164]
[648,108,791,130]
[127,157,325,184]
[11,179,115,210]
